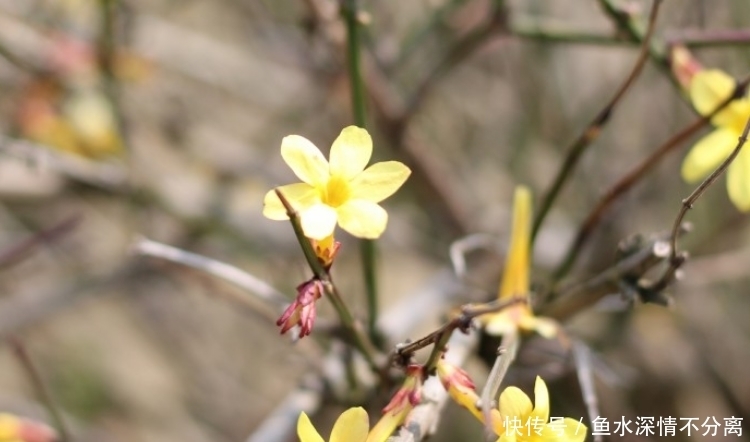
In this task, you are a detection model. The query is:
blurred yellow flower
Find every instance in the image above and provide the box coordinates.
[0,414,21,442]
[298,407,369,442]
[479,186,558,338]
[682,69,750,211]
[0,413,56,442]
[489,377,587,442]
[263,126,411,240]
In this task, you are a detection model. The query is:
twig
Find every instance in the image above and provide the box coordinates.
[480,330,519,440]
[665,28,750,47]
[0,216,80,270]
[540,235,672,321]
[531,0,663,244]
[598,0,668,68]
[449,233,500,280]
[550,73,750,281]
[7,337,71,442]
[131,237,288,308]
[394,296,525,363]
[245,267,469,442]
[387,330,478,442]
[274,189,383,373]
[656,115,750,288]
[573,341,603,442]
[341,0,380,342]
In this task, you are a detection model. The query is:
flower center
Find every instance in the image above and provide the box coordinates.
[324,175,351,207]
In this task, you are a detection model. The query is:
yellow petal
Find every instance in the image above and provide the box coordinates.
[727,149,750,211]
[330,407,370,442]
[498,186,532,299]
[519,316,559,339]
[329,126,372,180]
[365,405,411,442]
[681,128,737,182]
[336,200,388,239]
[263,183,320,220]
[349,161,411,203]
[281,135,330,186]
[448,384,484,422]
[499,386,533,422]
[301,204,338,240]
[716,99,750,132]
[0,414,21,439]
[530,377,550,423]
[297,412,326,442]
[484,311,518,336]
[690,69,735,116]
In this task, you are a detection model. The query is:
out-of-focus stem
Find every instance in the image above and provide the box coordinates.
[531,0,663,246]
[342,0,380,343]
[9,337,71,442]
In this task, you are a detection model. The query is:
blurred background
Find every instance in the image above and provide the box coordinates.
[0,0,749,441]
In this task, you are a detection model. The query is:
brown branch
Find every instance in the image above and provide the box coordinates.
[553,73,750,280]
[649,115,750,291]
[531,0,664,244]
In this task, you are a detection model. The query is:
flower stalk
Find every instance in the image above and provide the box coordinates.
[342,0,380,342]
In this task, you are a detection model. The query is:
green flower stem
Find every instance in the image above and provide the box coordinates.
[97,0,128,151]
[275,189,381,373]
[341,0,380,342]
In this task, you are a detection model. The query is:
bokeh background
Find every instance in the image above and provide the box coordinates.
[0,0,749,441]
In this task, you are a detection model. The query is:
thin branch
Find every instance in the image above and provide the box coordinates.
[0,216,80,270]
[275,189,384,373]
[8,337,71,442]
[531,0,663,244]
[573,341,603,442]
[551,73,750,280]
[387,330,478,442]
[657,115,750,285]
[665,28,750,47]
[540,235,672,321]
[132,237,288,307]
[480,331,519,440]
[402,4,508,125]
[245,267,469,442]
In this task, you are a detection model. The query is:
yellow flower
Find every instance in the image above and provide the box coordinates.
[0,414,21,442]
[489,377,587,442]
[0,413,56,442]
[682,69,750,211]
[479,186,558,338]
[436,360,483,422]
[263,126,411,239]
[298,407,369,442]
